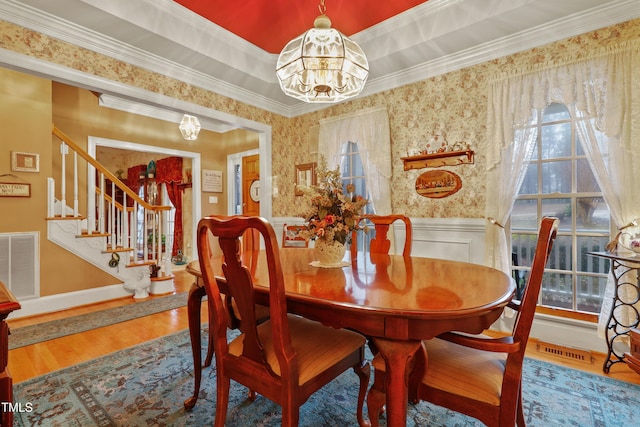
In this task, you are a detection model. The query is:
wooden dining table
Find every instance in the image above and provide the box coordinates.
[186,247,515,426]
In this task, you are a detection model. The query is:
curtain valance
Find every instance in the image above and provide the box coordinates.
[318,107,392,214]
[486,40,640,170]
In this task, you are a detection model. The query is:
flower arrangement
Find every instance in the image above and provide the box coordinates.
[297,158,367,245]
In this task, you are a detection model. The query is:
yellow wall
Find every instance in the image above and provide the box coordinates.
[0,69,119,295]
[0,72,258,296]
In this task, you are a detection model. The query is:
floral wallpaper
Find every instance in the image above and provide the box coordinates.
[1,17,638,220]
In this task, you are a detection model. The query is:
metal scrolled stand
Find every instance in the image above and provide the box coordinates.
[588,250,640,373]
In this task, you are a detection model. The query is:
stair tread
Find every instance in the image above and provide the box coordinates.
[126,261,157,268]
[77,232,109,238]
[46,215,86,220]
[103,247,135,253]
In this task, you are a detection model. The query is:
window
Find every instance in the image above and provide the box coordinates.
[511,103,611,316]
[340,142,372,211]
[340,141,374,251]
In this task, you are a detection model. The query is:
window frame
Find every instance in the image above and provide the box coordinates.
[510,103,613,321]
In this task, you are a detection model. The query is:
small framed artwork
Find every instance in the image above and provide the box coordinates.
[11,151,40,173]
[295,162,316,196]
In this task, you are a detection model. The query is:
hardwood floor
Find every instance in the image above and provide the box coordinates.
[7,268,204,383]
[8,268,640,387]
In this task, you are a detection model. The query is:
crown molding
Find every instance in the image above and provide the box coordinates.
[98,94,236,134]
[1,0,639,119]
[360,0,640,101]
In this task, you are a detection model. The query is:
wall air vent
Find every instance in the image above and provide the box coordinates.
[0,232,39,299]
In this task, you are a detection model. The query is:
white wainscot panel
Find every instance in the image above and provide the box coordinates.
[274,217,487,264]
[411,218,486,265]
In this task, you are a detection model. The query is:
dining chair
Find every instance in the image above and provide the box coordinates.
[365,216,559,427]
[350,214,413,258]
[197,215,370,427]
[281,223,309,248]
[184,225,268,410]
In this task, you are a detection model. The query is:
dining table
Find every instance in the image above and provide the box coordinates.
[185,247,515,426]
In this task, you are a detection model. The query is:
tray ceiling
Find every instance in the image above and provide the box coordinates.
[1,0,638,118]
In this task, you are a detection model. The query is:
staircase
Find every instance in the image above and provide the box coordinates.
[47,126,174,298]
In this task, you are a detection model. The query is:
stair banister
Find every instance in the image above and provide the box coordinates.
[51,125,171,267]
[51,126,167,212]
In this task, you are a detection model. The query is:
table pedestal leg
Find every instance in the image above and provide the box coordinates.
[372,338,422,427]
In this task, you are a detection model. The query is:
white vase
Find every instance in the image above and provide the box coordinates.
[314,239,347,267]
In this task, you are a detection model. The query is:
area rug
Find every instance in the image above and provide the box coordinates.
[8,292,188,350]
[12,328,640,426]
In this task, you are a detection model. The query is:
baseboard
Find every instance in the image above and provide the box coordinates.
[492,311,607,354]
[9,283,131,320]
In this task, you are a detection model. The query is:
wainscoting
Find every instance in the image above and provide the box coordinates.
[274,217,487,265]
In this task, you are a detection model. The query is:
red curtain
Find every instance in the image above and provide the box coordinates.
[156,157,184,257]
[126,164,147,196]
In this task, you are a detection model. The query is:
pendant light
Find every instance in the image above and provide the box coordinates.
[276,0,369,103]
[179,114,201,140]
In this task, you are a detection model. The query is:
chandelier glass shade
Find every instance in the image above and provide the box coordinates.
[276,13,369,103]
[179,114,201,140]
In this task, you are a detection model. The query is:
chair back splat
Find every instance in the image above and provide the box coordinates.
[365,216,559,427]
[198,215,370,427]
[350,214,412,258]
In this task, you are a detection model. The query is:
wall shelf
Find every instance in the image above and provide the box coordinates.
[401,149,474,170]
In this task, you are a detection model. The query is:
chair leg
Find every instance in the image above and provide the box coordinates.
[204,307,215,367]
[184,283,207,410]
[366,376,386,427]
[354,360,371,427]
[408,344,427,404]
[516,383,526,427]
[281,405,300,427]
[215,374,231,427]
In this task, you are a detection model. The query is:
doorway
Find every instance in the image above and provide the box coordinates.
[88,137,202,263]
[227,149,259,216]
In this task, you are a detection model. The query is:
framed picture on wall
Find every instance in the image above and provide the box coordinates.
[11,151,40,173]
[294,162,316,196]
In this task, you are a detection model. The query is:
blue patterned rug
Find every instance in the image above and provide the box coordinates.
[8,292,188,350]
[12,328,640,426]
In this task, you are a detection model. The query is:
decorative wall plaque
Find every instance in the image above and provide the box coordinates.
[415,170,461,199]
[0,182,31,197]
[202,169,222,192]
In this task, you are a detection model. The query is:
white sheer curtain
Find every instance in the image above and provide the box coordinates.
[570,44,640,337]
[318,107,392,214]
[484,80,539,273]
[485,41,640,335]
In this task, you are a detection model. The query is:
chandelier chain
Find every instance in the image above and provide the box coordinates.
[318,0,326,15]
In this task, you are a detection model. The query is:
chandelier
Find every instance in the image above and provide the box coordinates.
[275,0,369,103]
[179,114,201,140]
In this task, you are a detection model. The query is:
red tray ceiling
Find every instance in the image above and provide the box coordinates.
[174,0,428,54]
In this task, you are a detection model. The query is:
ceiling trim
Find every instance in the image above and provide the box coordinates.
[98,94,236,134]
